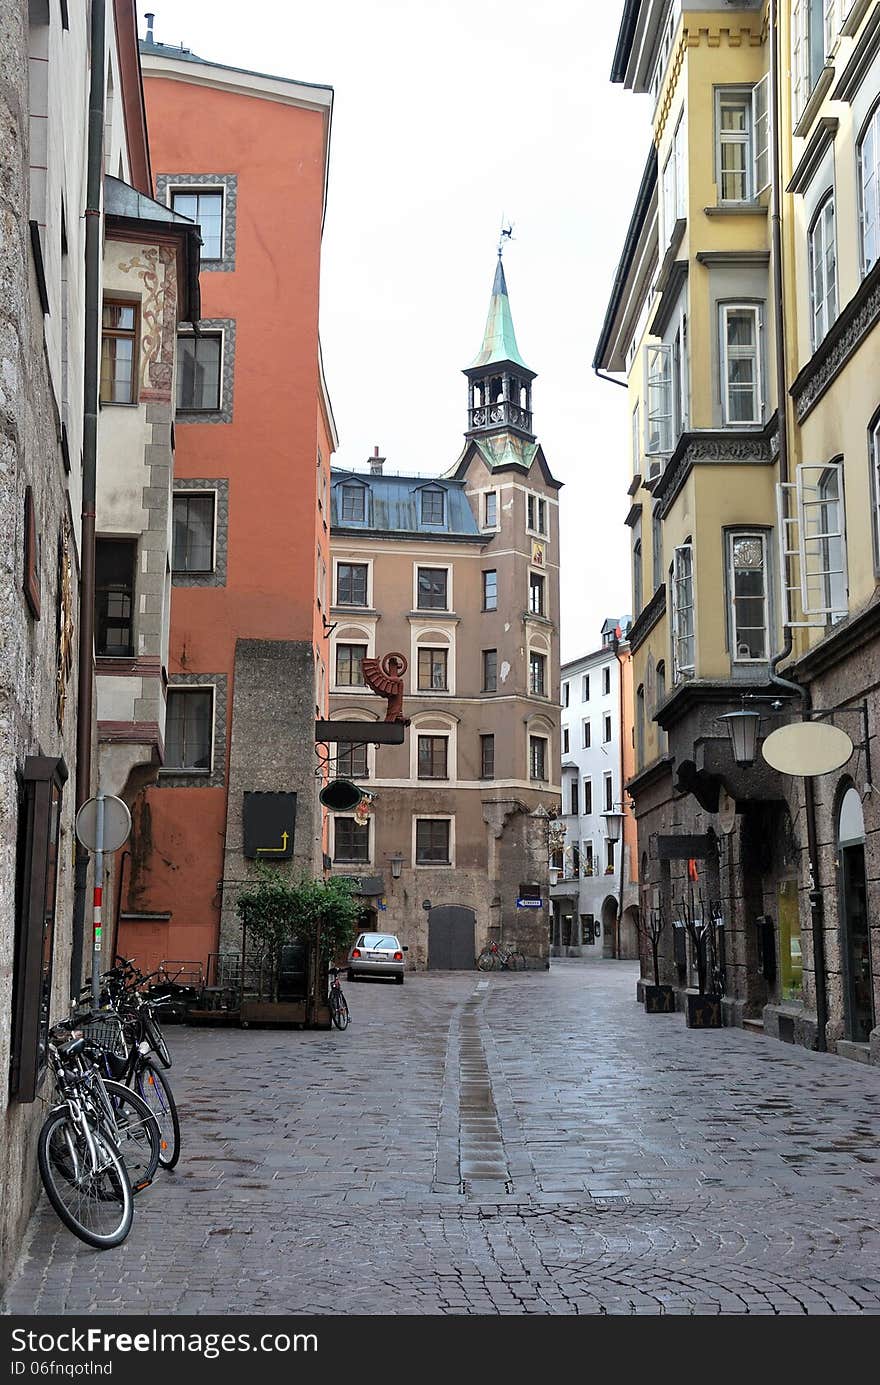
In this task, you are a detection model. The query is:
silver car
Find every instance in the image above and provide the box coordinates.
[347,932,408,983]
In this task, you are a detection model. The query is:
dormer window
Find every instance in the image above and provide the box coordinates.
[341,484,367,523]
[420,486,445,526]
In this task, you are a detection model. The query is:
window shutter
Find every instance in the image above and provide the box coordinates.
[752,74,770,195]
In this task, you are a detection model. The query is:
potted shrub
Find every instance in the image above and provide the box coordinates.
[638,904,675,1013]
[235,868,361,1026]
[680,889,722,1029]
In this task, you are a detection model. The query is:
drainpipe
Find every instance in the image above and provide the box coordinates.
[71,0,106,1001]
[766,0,827,1051]
[613,636,627,959]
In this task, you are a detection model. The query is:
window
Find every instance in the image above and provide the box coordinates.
[484,491,498,528]
[527,494,547,535]
[582,720,591,749]
[715,82,769,203]
[172,493,214,573]
[671,313,689,438]
[571,843,580,879]
[583,778,593,815]
[652,508,663,591]
[417,567,448,610]
[792,0,833,123]
[177,332,221,411]
[727,532,769,662]
[809,196,838,348]
[482,649,497,692]
[604,773,614,812]
[819,467,847,620]
[633,538,643,616]
[170,189,223,260]
[529,736,547,781]
[636,685,645,766]
[581,674,590,701]
[336,563,368,607]
[529,572,545,616]
[583,841,594,877]
[95,539,136,656]
[656,662,668,753]
[859,100,880,277]
[420,487,445,526]
[480,734,495,779]
[529,651,546,696]
[602,666,611,697]
[872,417,880,569]
[661,110,688,247]
[336,741,368,778]
[563,681,570,708]
[341,485,366,523]
[562,727,570,754]
[335,643,367,686]
[632,404,640,474]
[416,819,450,865]
[720,304,763,425]
[100,302,138,403]
[165,689,212,771]
[644,344,672,455]
[483,570,497,611]
[605,839,616,873]
[777,461,848,621]
[334,817,370,863]
[570,779,579,816]
[603,713,612,743]
[417,735,448,779]
[418,647,448,691]
[672,542,695,679]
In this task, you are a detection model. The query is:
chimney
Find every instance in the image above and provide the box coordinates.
[369,445,384,475]
[145,12,155,43]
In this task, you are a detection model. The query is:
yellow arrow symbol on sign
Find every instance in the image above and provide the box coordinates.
[257,830,290,854]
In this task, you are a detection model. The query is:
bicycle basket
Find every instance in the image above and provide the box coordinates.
[80,1013,129,1070]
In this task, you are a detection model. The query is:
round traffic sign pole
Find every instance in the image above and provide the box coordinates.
[75,793,131,1008]
[91,794,105,1010]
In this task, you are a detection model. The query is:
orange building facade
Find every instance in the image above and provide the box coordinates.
[115,35,335,975]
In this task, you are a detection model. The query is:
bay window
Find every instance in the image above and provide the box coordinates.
[720,304,763,425]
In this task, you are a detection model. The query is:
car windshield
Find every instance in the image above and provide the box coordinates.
[357,934,399,950]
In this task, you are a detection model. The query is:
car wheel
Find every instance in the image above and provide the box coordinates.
[347,970,356,982]
[396,975,404,985]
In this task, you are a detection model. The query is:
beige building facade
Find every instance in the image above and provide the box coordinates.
[328,259,562,968]
[595,0,880,1061]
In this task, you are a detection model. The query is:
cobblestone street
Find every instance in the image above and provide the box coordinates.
[4,961,880,1316]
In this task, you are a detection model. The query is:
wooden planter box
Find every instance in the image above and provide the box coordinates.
[685,992,723,1029]
[644,984,676,1014]
[239,1000,332,1028]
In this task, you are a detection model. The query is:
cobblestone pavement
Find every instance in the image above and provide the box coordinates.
[4,961,880,1315]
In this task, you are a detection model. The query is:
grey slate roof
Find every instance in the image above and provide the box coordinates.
[104,175,197,227]
[330,471,481,538]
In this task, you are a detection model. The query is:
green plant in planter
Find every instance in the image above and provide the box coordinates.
[235,867,361,999]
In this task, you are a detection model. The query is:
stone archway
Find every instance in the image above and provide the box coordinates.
[601,895,619,959]
[619,905,640,960]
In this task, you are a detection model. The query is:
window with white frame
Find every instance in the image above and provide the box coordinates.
[671,312,689,438]
[636,685,646,767]
[340,484,367,523]
[792,0,834,125]
[819,466,848,621]
[581,674,590,701]
[562,726,570,755]
[420,486,446,526]
[482,569,498,611]
[633,535,643,616]
[417,567,448,610]
[562,681,570,708]
[482,649,497,692]
[777,460,848,623]
[631,403,640,475]
[671,542,695,679]
[809,194,838,348]
[583,840,594,877]
[604,772,614,812]
[172,493,214,573]
[652,507,663,592]
[529,571,546,616]
[527,493,547,536]
[661,110,688,247]
[335,643,367,687]
[872,416,880,570]
[644,344,672,455]
[418,646,448,691]
[165,688,213,771]
[529,735,548,781]
[484,490,498,528]
[336,741,368,778]
[170,188,223,261]
[858,98,880,279]
[417,734,448,780]
[177,332,222,411]
[529,651,546,696]
[583,779,592,815]
[720,304,763,425]
[715,83,769,203]
[336,562,368,607]
[727,532,769,662]
[334,816,370,863]
[603,712,612,743]
[582,720,591,749]
[415,818,451,865]
[602,665,611,697]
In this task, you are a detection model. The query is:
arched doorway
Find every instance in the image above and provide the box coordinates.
[601,895,618,959]
[838,786,874,1042]
[619,905,640,960]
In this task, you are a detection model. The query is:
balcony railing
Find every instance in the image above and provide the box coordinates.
[469,400,532,433]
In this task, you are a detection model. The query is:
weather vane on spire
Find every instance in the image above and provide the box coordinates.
[497,218,514,258]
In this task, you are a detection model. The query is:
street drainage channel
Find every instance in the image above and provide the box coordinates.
[457,989,513,1197]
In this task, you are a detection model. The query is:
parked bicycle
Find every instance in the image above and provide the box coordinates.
[37,1025,161,1248]
[328,966,350,1030]
[476,940,526,972]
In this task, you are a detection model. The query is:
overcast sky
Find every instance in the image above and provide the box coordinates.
[140,1,650,659]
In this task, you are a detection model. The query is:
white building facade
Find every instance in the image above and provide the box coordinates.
[551,620,637,958]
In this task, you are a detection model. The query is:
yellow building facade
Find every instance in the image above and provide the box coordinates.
[595,1,880,1060]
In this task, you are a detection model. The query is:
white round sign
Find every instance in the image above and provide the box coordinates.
[75,795,132,852]
[761,721,854,777]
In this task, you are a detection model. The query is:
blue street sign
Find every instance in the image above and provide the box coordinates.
[516,897,542,908]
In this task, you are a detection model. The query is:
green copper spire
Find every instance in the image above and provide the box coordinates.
[468,256,531,372]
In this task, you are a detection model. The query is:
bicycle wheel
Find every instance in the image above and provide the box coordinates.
[134,1061,181,1170]
[143,1014,172,1069]
[477,949,499,971]
[37,1109,133,1248]
[101,1080,161,1191]
[330,988,350,1030]
[507,952,526,971]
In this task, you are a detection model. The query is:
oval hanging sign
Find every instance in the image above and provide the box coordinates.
[761,721,853,777]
